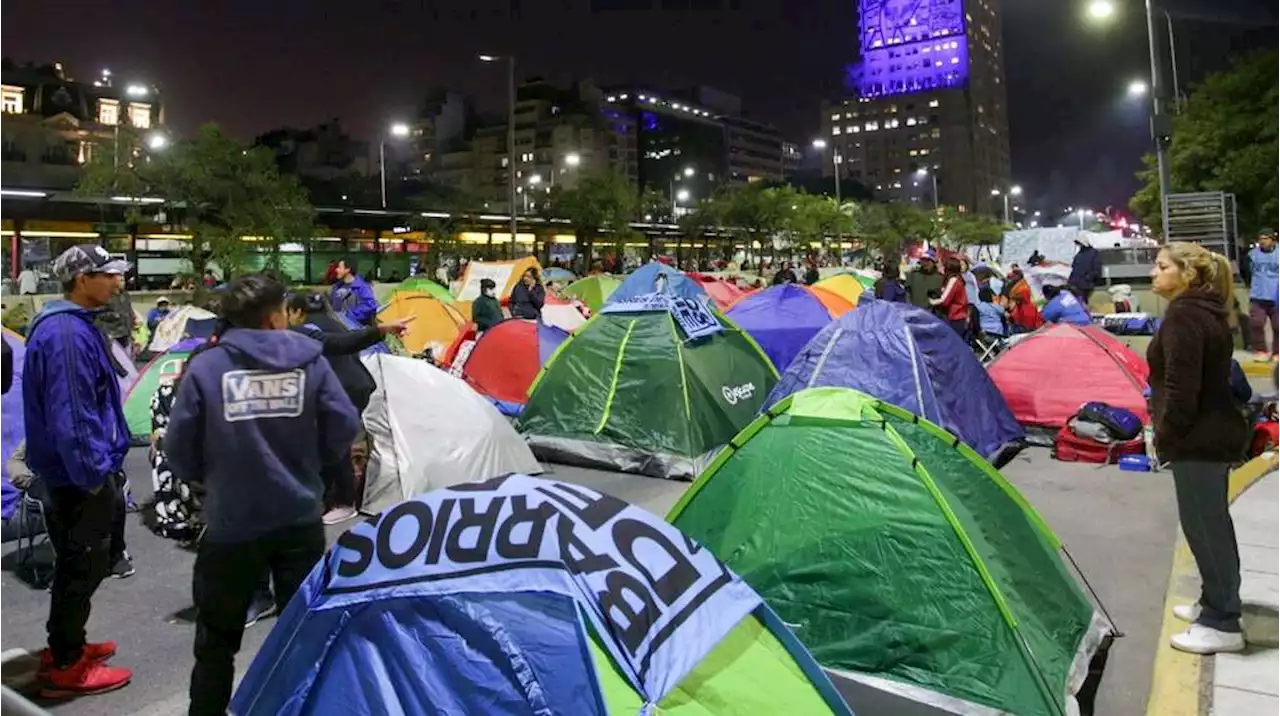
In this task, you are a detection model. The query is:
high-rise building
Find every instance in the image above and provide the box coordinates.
[820,0,1010,213]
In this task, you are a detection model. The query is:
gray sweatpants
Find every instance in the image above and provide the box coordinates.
[1171,460,1242,632]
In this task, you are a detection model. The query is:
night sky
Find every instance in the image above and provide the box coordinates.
[3,0,1275,215]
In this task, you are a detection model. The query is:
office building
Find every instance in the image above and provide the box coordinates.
[820,0,1010,212]
[1,60,163,190]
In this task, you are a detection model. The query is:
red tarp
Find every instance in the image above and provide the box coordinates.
[988,323,1150,428]
[687,273,748,310]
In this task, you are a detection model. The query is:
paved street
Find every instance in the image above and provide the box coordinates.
[1,446,1178,715]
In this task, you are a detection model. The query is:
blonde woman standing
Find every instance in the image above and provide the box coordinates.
[1149,242,1249,654]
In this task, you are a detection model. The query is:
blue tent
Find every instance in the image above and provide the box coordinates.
[606,262,707,306]
[765,299,1025,465]
[233,474,851,716]
[725,284,840,372]
[2,331,26,520]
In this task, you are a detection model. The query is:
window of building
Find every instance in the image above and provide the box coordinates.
[832,126,841,136]
[865,121,878,131]
[831,113,840,121]
[886,118,900,129]
[98,98,120,125]
[847,125,859,134]
[127,102,151,128]
[906,117,917,127]
[1,85,23,114]
[929,99,940,108]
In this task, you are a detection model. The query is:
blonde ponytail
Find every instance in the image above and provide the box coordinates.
[1162,242,1237,309]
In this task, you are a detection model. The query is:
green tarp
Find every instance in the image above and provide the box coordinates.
[516,308,778,478]
[669,387,1108,716]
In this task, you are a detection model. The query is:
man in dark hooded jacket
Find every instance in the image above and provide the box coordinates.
[167,273,359,716]
[1068,235,1103,302]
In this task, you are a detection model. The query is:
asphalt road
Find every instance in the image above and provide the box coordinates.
[1,446,1177,715]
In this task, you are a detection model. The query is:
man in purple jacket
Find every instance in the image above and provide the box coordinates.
[166,273,359,716]
[328,258,378,326]
[23,245,134,697]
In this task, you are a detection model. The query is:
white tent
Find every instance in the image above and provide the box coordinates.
[360,354,542,513]
[150,305,217,352]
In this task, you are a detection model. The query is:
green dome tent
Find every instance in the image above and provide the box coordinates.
[394,277,455,303]
[669,387,1113,716]
[516,294,778,479]
[124,338,203,441]
[564,274,622,311]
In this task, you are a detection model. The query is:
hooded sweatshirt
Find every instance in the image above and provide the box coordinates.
[329,274,378,325]
[1147,289,1248,462]
[22,299,130,491]
[165,328,359,542]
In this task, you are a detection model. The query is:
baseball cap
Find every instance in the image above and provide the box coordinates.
[156,296,170,305]
[52,244,131,283]
[1259,227,1276,238]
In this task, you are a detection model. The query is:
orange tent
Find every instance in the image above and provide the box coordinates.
[377,291,467,359]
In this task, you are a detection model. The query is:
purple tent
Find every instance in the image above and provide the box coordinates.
[725,284,838,372]
[2,331,26,520]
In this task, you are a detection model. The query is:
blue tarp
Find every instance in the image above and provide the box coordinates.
[606,263,708,306]
[726,285,835,372]
[766,300,1025,464]
[233,474,823,716]
[2,332,25,520]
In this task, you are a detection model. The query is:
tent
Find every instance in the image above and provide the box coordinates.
[149,305,217,353]
[455,257,542,302]
[725,284,854,372]
[232,473,852,716]
[987,322,1149,430]
[542,266,577,284]
[394,278,455,303]
[767,300,1024,465]
[360,355,542,513]
[2,330,26,520]
[109,339,139,398]
[542,294,590,332]
[446,319,569,416]
[565,274,622,311]
[376,291,467,359]
[124,338,204,441]
[688,273,749,310]
[517,293,778,479]
[814,273,866,305]
[606,262,707,306]
[670,387,1113,716]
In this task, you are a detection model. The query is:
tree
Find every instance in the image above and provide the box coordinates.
[928,207,1005,251]
[850,202,934,259]
[1130,49,1278,237]
[788,192,854,259]
[548,171,638,273]
[77,124,315,282]
[713,184,792,266]
[637,186,670,223]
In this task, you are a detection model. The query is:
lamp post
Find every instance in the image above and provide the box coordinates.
[811,139,842,205]
[915,168,939,210]
[1085,0,1172,219]
[480,54,518,253]
[991,185,1021,224]
[553,152,581,188]
[1077,208,1091,230]
[670,166,694,218]
[379,123,410,209]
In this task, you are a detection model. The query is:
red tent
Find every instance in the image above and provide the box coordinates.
[444,319,568,413]
[687,273,748,310]
[987,323,1150,428]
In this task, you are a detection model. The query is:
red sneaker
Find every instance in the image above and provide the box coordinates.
[40,655,131,699]
[38,641,118,673]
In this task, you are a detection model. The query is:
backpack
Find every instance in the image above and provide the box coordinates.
[1054,424,1146,464]
[1077,401,1143,441]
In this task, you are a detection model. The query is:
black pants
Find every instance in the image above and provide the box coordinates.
[189,522,325,716]
[1171,460,1242,632]
[45,475,124,667]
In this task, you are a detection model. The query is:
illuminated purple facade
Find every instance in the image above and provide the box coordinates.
[848,0,968,98]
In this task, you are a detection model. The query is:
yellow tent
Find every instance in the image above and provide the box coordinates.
[377,292,467,358]
[814,273,865,305]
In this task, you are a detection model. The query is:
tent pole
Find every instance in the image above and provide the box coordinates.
[1062,545,1126,638]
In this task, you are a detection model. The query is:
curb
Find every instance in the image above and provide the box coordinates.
[1144,453,1278,716]
[1241,360,1276,379]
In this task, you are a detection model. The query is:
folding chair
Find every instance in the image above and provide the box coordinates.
[15,490,54,587]
[975,331,1008,363]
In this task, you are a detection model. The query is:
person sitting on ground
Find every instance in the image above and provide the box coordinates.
[1003,267,1042,333]
[930,257,971,339]
[976,287,1009,338]
[510,268,545,320]
[803,261,820,286]
[874,262,908,302]
[167,274,360,716]
[771,261,799,285]
[472,278,503,331]
[1041,285,1092,326]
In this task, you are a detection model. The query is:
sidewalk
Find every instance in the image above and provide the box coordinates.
[1212,464,1279,714]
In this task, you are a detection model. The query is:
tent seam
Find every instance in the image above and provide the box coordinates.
[806,328,843,388]
[877,406,1065,716]
[593,319,637,435]
[667,315,692,421]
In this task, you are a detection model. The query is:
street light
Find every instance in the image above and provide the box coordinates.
[670,166,695,218]
[480,53,518,253]
[146,133,168,151]
[676,189,691,202]
[812,138,842,204]
[564,152,581,167]
[1127,79,1148,97]
[1084,0,1175,220]
[915,167,939,209]
[992,186,1021,224]
[380,122,411,209]
[126,84,148,98]
[1077,208,1092,229]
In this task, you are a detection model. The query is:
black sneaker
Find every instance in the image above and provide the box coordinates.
[245,597,277,628]
[109,553,135,579]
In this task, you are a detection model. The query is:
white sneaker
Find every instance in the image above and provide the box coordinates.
[1169,624,1245,654]
[1172,604,1201,623]
[322,506,358,525]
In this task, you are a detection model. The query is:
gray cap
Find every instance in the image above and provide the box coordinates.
[52,244,131,283]
[1259,227,1276,238]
